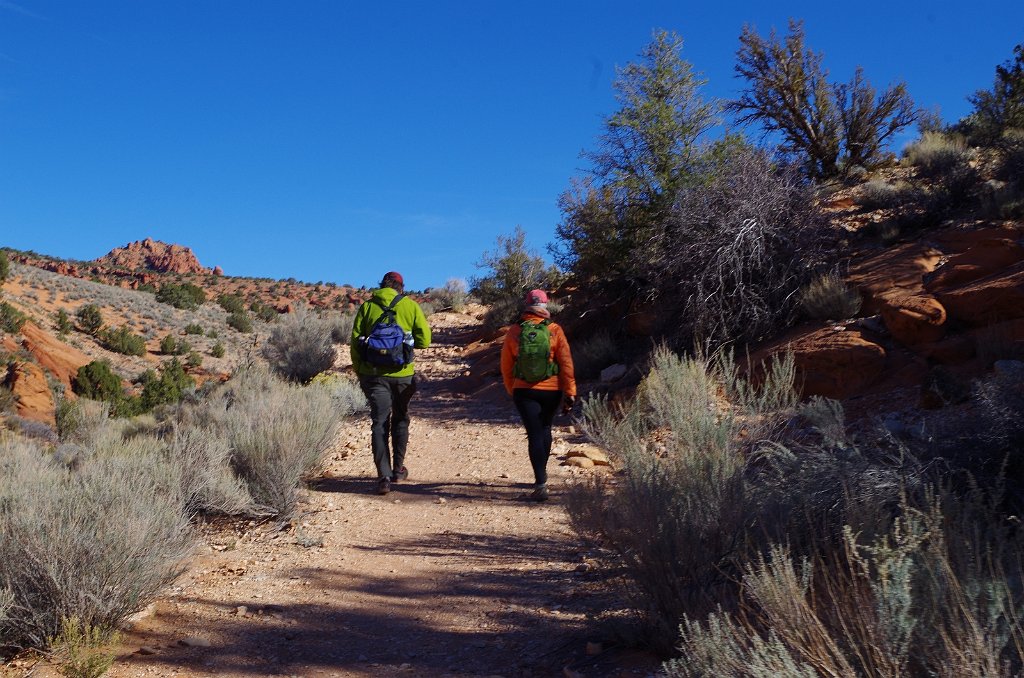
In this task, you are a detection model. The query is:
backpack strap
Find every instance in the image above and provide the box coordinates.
[367,294,405,331]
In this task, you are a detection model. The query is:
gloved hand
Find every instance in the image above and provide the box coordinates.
[561,394,576,415]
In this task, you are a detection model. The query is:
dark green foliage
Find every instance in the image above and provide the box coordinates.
[554,31,716,293]
[159,334,177,355]
[184,323,204,335]
[472,226,558,329]
[100,326,147,356]
[250,300,278,323]
[55,309,72,336]
[72,360,124,403]
[137,282,157,293]
[140,359,194,410]
[186,351,202,368]
[960,43,1024,145]
[210,342,225,358]
[76,304,103,336]
[227,310,253,333]
[0,302,26,334]
[155,283,206,310]
[728,20,917,178]
[0,250,8,284]
[216,293,246,314]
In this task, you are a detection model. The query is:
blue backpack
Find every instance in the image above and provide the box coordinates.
[359,295,413,367]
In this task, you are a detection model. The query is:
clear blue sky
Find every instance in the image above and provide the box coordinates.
[1,1,1020,289]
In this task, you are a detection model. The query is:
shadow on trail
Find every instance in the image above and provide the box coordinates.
[115,533,610,677]
[310,475,549,505]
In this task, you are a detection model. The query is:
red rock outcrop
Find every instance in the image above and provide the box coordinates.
[4,361,56,426]
[97,238,210,274]
[925,238,1024,291]
[878,295,947,345]
[19,322,91,394]
[749,326,888,400]
[932,261,1024,327]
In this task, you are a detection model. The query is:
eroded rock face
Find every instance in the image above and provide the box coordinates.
[925,238,1024,291]
[97,238,210,274]
[5,361,55,426]
[932,261,1024,327]
[878,295,947,345]
[750,326,887,400]
[19,322,92,395]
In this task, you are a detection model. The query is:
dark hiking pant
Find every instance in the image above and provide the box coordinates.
[360,375,417,481]
[513,388,562,486]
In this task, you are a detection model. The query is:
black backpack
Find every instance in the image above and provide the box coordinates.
[358,295,413,367]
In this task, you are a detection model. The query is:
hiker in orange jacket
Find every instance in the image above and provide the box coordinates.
[500,289,576,501]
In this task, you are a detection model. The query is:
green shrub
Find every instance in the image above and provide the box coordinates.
[799,272,862,320]
[472,226,559,321]
[155,283,205,310]
[48,616,119,678]
[159,334,177,355]
[904,131,972,177]
[0,301,26,334]
[250,300,278,322]
[227,310,252,333]
[72,361,123,403]
[55,309,72,336]
[210,342,225,358]
[0,249,8,284]
[0,437,192,654]
[140,359,194,410]
[263,306,335,383]
[206,328,218,339]
[184,323,203,335]
[75,304,103,336]
[186,350,202,368]
[100,326,146,356]
[217,293,246,314]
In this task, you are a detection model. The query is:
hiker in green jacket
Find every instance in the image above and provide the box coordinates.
[350,271,432,495]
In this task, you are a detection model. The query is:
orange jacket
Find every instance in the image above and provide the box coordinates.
[500,314,576,397]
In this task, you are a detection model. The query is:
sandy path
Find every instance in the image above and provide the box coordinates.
[101,312,650,678]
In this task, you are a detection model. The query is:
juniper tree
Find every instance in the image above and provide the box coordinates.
[728,19,916,178]
[554,30,717,293]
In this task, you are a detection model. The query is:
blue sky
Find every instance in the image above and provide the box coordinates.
[1,1,1021,289]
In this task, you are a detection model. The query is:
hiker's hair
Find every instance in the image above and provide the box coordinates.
[381,274,404,293]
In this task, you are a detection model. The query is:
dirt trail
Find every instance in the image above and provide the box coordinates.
[104,311,652,678]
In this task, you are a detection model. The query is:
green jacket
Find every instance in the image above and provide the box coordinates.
[350,287,432,377]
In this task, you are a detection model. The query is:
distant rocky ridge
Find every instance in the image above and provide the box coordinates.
[98,238,221,275]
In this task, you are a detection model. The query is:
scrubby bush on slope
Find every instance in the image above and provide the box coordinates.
[0,437,192,654]
[569,347,1024,672]
[263,305,335,383]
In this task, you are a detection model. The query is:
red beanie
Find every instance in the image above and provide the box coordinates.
[525,289,548,305]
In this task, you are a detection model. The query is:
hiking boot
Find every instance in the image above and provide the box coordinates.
[377,478,391,495]
[392,466,408,482]
[529,484,549,502]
